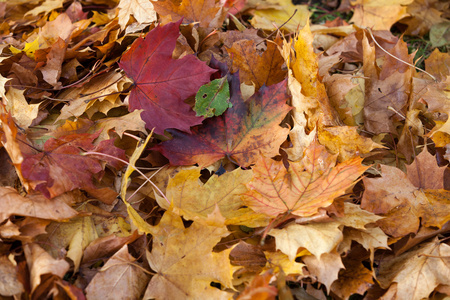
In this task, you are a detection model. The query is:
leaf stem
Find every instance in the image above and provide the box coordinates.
[418,254,450,258]
[126,165,166,204]
[83,151,169,205]
[256,9,298,47]
[79,73,126,97]
[365,27,437,82]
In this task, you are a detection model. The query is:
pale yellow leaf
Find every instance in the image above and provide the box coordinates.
[120,133,157,236]
[156,167,261,225]
[270,221,343,261]
[5,88,40,129]
[250,0,309,32]
[303,251,344,292]
[350,5,409,31]
[25,0,64,16]
[117,0,157,31]
[264,251,305,275]
[144,208,234,300]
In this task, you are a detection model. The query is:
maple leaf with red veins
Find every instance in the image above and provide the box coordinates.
[242,141,369,218]
[119,20,215,135]
[154,74,291,168]
[21,132,127,199]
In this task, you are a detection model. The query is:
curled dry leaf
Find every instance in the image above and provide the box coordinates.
[5,87,40,129]
[0,255,24,296]
[333,203,389,256]
[56,71,130,122]
[38,214,98,273]
[399,0,448,36]
[82,230,140,266]
[0,187,78,223]
[85,245,149,300]
[302,251,344,292]
[330,254,374,299]
[279,38,316,161]
[292,21,340,126]
[405,147,446,189]
[117,0,157,31]
[24,243,70,293]
[362,33,413,135]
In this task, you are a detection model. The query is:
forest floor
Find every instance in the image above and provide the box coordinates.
[0,0,450,299]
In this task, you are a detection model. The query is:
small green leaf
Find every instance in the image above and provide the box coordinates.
[194,77,231,118]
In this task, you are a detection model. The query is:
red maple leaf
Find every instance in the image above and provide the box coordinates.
[21,132,126,199]
[154,73,291,167]
[119,20,215,135]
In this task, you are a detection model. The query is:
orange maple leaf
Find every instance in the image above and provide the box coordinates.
[242,141,369,217]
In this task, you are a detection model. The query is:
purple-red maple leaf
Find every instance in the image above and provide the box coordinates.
[119,20,215,135]
[21,132,126,199]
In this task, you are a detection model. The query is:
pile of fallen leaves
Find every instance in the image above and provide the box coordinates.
[0,0,450,299]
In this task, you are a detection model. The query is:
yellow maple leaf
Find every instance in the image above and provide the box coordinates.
[144,208,234,300]
[249,0,309,32]
[10,38,40,59]
[350,5,409,31]
[156,167,270,226]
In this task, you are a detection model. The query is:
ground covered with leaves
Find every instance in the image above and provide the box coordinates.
[0,0,450,299]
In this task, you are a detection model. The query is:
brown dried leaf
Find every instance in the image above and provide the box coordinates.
[362,33,413,135]
[362,165,450,237]
[0,187,78,223]
[406,148,446,189]
[153,0,226,28]
[24,243,70,293]
[377,238,450,300]
[226,37,287,91]
[0,255,24,296]
[85,245,149,300]
[331,255,374,300]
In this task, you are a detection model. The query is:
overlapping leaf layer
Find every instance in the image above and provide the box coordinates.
[0,0,449,299]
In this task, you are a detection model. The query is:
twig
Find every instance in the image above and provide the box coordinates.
[256,9,298,47]
[83,151,170,205]
[365,27,437,82]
